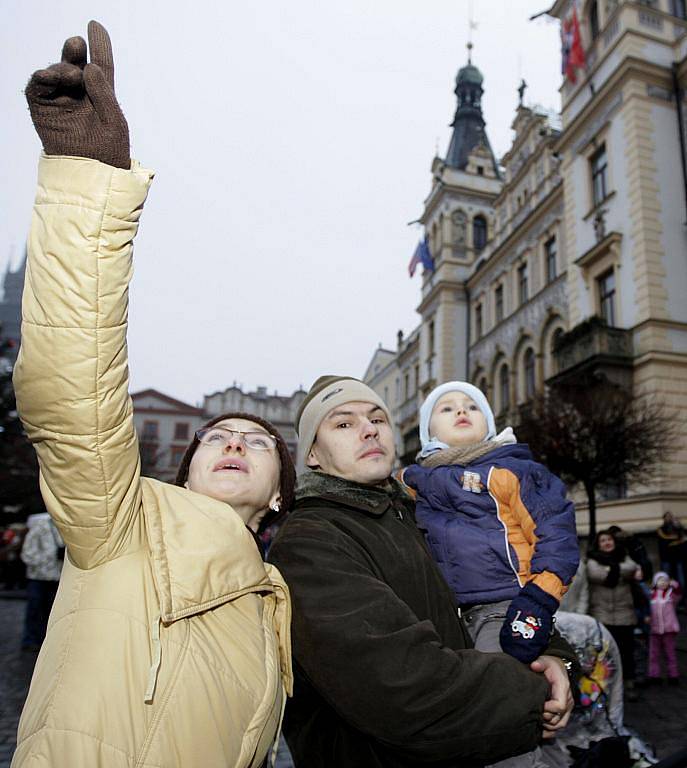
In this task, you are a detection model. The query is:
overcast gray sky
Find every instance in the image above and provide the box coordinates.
[1,1,562,405]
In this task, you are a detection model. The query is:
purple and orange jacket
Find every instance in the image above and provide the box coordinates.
[403,443,579,606]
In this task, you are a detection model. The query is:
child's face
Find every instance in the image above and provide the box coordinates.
[429,392,488,447]
[656,576,669,590]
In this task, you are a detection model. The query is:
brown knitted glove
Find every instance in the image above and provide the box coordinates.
[25,21,130,169]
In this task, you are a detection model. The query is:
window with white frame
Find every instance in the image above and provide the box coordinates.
[495,284,504,323]
[589,0,600,40]
[590,144,608,207]
[597,269,616,325]
[499,364,510,413]
[517,262,529,305]
[473,215,488,252]
[545,237,557,282]
[523,348,536,400]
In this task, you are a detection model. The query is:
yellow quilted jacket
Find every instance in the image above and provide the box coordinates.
[12,155,293,768]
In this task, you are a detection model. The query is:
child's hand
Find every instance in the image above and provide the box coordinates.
[499,582,559,663]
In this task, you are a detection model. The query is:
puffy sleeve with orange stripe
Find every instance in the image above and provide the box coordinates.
[490,463,579,603]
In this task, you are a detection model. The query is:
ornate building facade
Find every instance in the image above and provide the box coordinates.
[364,0,687,532]
[204,383,306,462]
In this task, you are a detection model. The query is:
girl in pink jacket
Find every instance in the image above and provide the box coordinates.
[648,571,682,683]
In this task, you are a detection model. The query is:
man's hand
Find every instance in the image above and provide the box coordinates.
[530,655,574,740]
[25,20,130,169]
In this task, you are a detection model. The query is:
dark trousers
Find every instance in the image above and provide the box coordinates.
[22,579,58,648]
[606,624,636,682]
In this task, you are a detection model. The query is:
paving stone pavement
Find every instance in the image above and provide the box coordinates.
[0,596,36,768]
[623,619,687,762]
[1,595,685,767]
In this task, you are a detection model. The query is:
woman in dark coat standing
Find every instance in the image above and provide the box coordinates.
[587,529,643,700]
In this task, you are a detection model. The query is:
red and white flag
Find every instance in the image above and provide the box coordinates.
[561,3,586,83]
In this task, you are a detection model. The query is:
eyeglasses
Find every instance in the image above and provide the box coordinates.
[195,427,277,451]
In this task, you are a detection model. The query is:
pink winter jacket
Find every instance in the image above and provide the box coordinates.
[650,584,681,635]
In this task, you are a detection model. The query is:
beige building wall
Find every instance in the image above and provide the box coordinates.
[363,2,687,528]
[550,0,687,531]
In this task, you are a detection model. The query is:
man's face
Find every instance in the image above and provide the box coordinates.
[307,401,395,485]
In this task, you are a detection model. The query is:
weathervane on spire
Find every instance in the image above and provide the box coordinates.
[467,0,477,64]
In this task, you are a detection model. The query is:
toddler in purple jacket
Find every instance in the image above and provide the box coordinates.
[402,381,579,665]
[648,571,682,683]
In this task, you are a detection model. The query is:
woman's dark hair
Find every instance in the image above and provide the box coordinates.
[174,411,296,531]
[594,529,618,548]
[590,528,627,561]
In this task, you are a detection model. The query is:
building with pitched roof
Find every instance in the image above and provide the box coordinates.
[364,1,687,532]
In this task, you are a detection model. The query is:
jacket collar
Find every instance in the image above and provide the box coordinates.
[141,478,273,623]
[295,470,413,518]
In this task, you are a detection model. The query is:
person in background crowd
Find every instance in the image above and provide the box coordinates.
[20,511,63,650]
[647,571,682,685]
[559,558,589,615]
[607,524,653,680]
[656,512,686,596]
[0,525,27,590]
[587,529,643,701]
[608,525,653,583]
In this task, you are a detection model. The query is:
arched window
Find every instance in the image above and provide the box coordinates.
[524,348,536,400]
[550,327,565,375]
[499,364,510,413]
[473,215,488,253]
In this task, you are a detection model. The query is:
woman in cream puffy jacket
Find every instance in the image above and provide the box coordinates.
[13,22,293,768]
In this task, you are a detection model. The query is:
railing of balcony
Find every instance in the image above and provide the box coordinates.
[553,318,633,375]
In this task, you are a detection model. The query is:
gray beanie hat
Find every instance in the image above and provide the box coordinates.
[296,375,392,463]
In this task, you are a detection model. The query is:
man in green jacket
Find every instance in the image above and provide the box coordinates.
[269,375,576,767]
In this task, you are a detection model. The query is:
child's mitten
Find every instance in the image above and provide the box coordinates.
[499,582,559,663]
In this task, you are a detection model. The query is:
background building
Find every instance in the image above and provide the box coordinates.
[203,383,306,462]
[131,389,205,483]
[365,0,687,533]
[132,383,306,481]
[0,252,25,364]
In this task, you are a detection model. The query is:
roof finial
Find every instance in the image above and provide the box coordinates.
[467,0,477,64]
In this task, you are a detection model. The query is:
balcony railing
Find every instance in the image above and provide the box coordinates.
[550,316,633,386]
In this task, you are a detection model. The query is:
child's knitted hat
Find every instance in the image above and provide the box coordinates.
[419,381,496,458]
[652,571,670,587]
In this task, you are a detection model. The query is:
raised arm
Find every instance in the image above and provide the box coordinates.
[15,22,153,569]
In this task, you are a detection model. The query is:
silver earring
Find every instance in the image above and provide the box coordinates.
[271,502,281,513]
